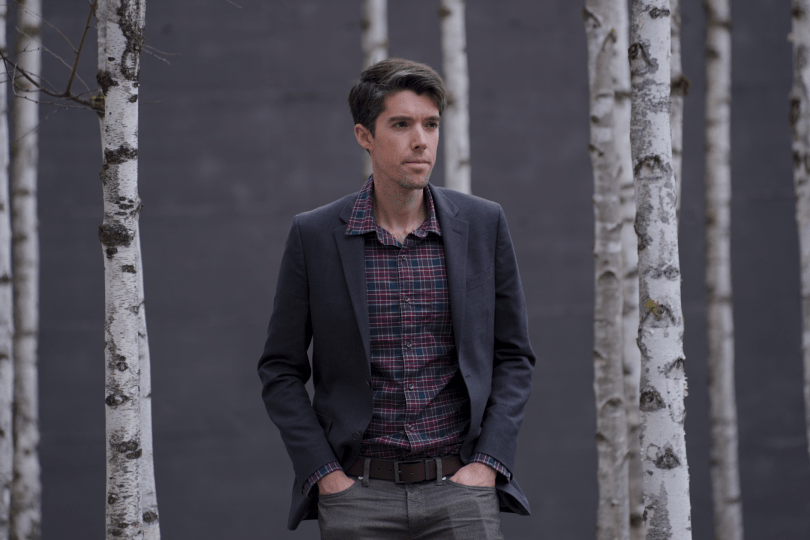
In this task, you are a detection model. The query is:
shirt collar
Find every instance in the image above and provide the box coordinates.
[345,176,442,238]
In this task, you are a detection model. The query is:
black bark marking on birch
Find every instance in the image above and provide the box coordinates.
[0,273,9,284]
[105,393,129,407]
[646,265,680,280]
[648,7,671,18]
[122,264,136,274]
[438,6,451,18]
[628,41,659,75]
[641,298,677,325]
[108,492,119,505]
[117,0,146,81]
[666,357,686,375]
[111,439,141,460]
[791,97,802,128]
[105,144,139,165]
[633,155,672,178]
[655,447,680,469]
[97,70,118,95]
[706,48,720,60]
[581,7,601,26]
[116,361,128,372]
[128,94,138,103]
[143,511,158,523]
[640,388,665,412]
[634,217,653,251]
[106,247,118,259]
[99,223,133,248]
[671,75,691,96]
[793,1,806,19]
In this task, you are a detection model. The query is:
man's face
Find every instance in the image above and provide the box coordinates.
[355,90,440,192]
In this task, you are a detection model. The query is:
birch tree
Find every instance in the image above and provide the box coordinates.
[98,1,149,538]
[705,1,743,538]
[583,3,630,538]
[439,0,471,194]
[360,0,387,181]
[96,1,159,535]
[629,2,692,538]
[10,0,42,537]
[670,0,688,220]
[0,2,13,536]
[612,1,646,537]
[789,0,810,469]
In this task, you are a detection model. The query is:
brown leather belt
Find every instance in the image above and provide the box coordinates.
[345,456,463,483]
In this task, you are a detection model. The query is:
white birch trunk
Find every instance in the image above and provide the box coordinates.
[670,0,687,220]
[439,0,471,194]
[0,2,13,536]
[789,0,810,476]
[9,0,41,537]
[613,1,646,537]
[584,3,631,538]
[360,0,387,182]
[135,230,159,539]
[99,1,146,538]
[629,2,692,538]
[705,1,743,538]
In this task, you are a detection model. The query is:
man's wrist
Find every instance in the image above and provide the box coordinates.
[303,461,343,494]
[470,452,511,482]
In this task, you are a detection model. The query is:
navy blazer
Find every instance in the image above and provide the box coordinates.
[258,184,536,530]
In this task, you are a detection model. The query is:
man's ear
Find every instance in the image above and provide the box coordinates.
[354,123,374,153]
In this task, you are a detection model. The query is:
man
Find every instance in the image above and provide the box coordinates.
[258,58,535,539]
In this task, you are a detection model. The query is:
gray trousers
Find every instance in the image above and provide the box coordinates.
[317,477,505,540]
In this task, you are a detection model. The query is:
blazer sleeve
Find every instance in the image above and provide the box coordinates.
[257,215,339,487]
[473,206,536,472]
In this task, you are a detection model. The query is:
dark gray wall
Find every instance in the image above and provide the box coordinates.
[34,0,809,538]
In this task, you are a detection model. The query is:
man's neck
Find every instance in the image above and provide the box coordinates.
[372,179,428,244]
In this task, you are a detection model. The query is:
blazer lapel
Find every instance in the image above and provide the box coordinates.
[334,198,372,365]
[429,185,469,351]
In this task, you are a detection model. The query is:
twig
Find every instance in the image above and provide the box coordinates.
[65,0,98,95]
[14,0,78,52]
[224,0,243,8]
[143,44,181,57]
[141,47,170,66]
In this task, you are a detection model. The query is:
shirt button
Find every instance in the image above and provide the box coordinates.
[352,432,361,441]
[408,383,414,390]
[406,424,413,431]
[404,296,410,303]
[405,341,412,349]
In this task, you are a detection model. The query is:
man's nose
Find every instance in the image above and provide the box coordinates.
[412,126,427,149]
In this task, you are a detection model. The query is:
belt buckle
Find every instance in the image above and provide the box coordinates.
[393,460,424,483]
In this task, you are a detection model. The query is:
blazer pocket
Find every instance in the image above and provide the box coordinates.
[466,267,493,292]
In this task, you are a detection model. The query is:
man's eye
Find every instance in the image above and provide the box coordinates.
[427,122,439,128]
[394,121,407,128]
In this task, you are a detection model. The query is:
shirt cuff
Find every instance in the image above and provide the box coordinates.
[470,453,511,482]
[303,461,343,494]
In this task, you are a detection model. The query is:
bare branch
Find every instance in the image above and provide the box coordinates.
[0,47,99,111]
[65,0,98,95]
[224,0,244,8]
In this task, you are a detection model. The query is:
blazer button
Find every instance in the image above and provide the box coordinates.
[352,432,361,441]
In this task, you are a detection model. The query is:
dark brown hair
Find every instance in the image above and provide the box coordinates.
[348,58,446,136]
